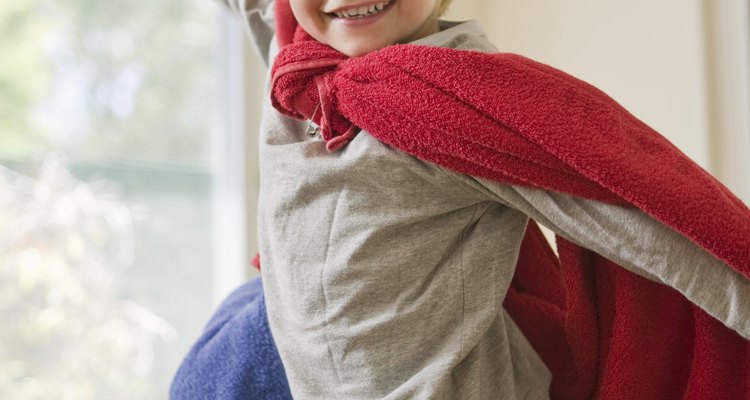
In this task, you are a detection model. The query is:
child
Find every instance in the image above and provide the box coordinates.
[172,1,750,399]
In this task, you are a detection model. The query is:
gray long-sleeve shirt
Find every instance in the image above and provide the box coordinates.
[216,1,750,398]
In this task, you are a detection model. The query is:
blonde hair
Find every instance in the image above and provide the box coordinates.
[438,0,452,16]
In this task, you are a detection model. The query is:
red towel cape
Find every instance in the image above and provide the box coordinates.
[267,2,750,398]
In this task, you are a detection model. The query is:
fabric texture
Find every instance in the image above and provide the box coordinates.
[266,1,750,399]
[170,277,292,400]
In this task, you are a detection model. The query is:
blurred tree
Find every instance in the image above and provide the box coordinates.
[0,0,218,165]
[0,0,223,398]
[0,158,176,400]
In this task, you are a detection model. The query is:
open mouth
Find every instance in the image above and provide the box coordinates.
[327,0,396,20]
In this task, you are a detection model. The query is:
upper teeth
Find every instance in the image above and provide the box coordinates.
[334,1,390,18]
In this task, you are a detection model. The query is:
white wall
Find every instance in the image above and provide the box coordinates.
[447,0,711,166]
[702,0,750,203]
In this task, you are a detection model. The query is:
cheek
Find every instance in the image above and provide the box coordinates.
[289,0,328,43]
[393,0,440,38]
[289,0,326,35]
[402,0,439,19]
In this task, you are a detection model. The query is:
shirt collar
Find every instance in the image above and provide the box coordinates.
[408,20,487,48]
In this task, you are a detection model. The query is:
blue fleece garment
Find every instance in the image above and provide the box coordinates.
[170,277,292,399]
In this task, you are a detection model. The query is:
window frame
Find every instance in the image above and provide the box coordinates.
[211,12,260,305]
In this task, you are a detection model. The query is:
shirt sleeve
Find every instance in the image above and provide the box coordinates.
[450,172,750,341]
[212,0,276,66]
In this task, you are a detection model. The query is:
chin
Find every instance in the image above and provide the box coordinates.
[335,41,389,58]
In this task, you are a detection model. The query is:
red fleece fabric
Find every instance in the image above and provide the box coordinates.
[268,2,750,399]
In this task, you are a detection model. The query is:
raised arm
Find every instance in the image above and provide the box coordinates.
[457,174,750,341]
[212,0,276,66]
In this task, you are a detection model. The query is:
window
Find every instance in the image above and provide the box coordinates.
[0,1,248,398]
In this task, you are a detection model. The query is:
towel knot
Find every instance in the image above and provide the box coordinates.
[270,41,359,152]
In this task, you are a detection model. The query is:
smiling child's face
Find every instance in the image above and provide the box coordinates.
[290,0,441,57]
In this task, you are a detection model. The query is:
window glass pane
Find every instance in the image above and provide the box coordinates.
[0,0,231,398]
